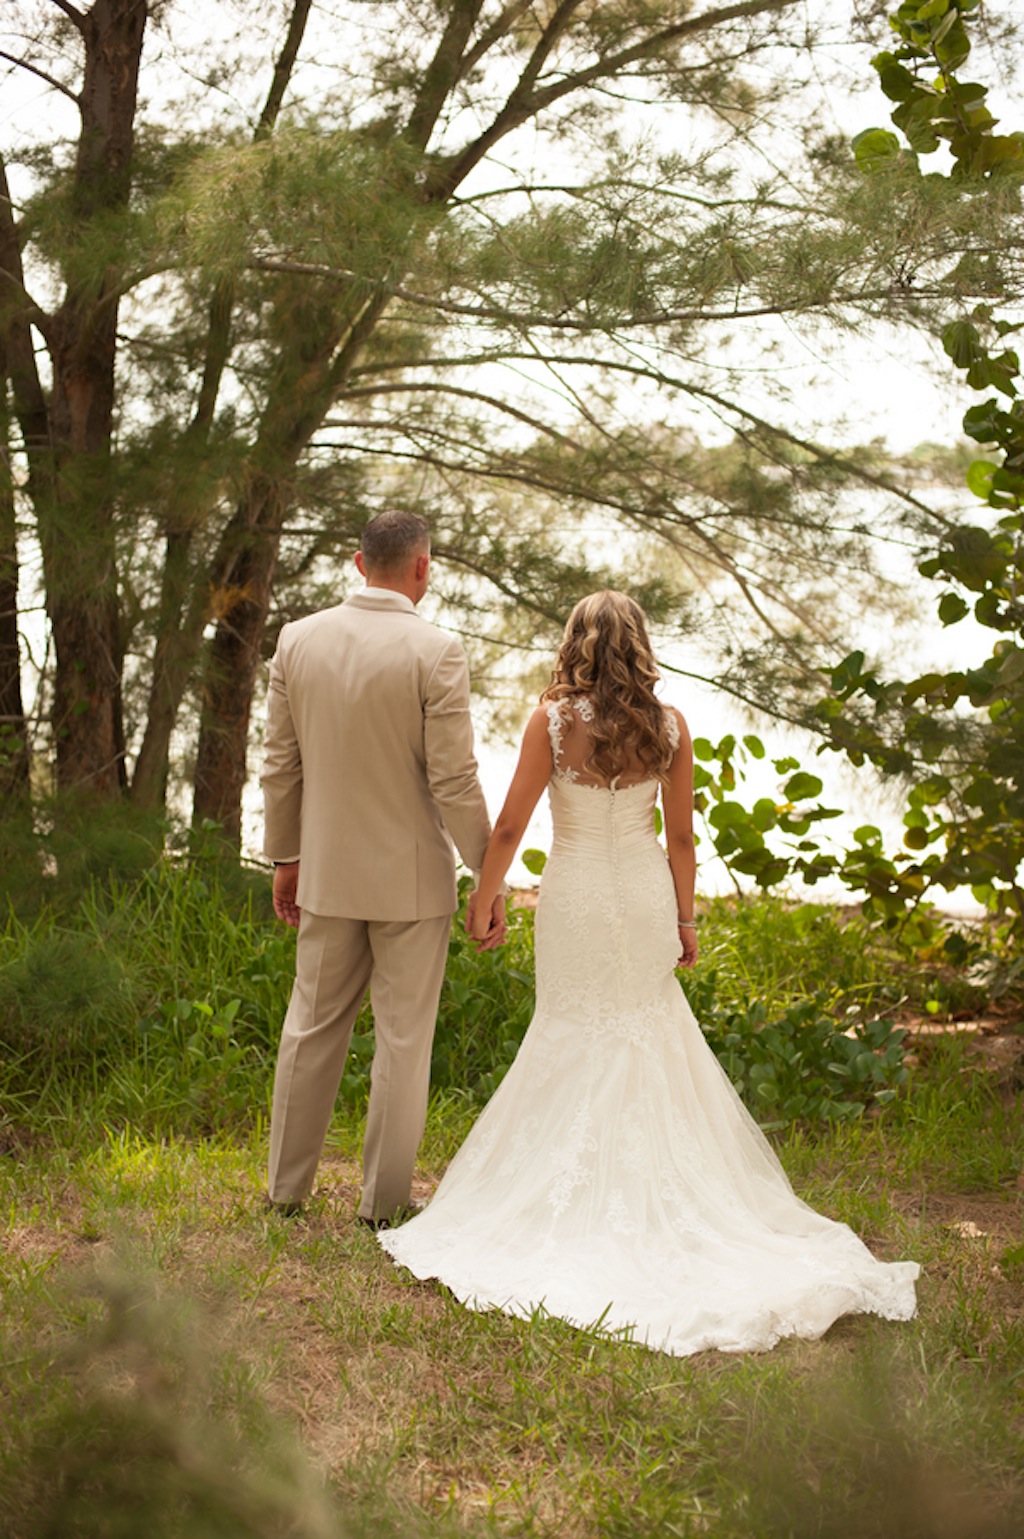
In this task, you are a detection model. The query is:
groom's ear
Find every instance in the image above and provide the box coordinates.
[354,551,367,579]
[415,552,430,583]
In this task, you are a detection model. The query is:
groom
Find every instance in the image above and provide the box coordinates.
[261,510,503,1225]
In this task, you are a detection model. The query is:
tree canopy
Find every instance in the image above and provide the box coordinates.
[1,0,1021,843]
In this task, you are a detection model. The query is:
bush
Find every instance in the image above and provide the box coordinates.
[0,865,922,1135]
[0,926,145,1065]
[685,971,909,1126]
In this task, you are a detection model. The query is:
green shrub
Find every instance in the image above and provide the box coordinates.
[685,970,909,1126]
[0,869,922,1134]
[0,926,144,1065]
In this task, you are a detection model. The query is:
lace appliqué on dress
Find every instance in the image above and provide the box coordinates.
[545,697,598,785]
[545,700,576,783]
[547,698,679,786]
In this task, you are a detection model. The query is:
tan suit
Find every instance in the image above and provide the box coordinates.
[261,588,491,1217]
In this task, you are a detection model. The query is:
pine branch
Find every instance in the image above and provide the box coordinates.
[328,379,578,446]
[46,0,85,28]
[427,0,803,199]
[659,656,808,726]
[346,344,951,531]
[247,255,946,329]
[190,0,315,442]
[405,0,487,151]
[430,541,568,625]
[0,49,80,104]
[452,180,812,216]
[458,0,534,78]
[327,428,829,659]
[446,339,838,658]
[255,0,313,140]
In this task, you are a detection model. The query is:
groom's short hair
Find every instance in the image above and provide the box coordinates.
[360,511,430,575]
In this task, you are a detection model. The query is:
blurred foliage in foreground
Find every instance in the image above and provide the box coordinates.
[1,1255,1020,1539]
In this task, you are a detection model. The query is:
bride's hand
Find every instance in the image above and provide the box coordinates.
[677,924,698,969]
[467,891,507,950]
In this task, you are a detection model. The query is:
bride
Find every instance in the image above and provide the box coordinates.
[379,592,919,1355]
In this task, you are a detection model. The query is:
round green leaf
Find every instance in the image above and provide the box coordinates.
[942,319,984,368]
[934,17,970,70]
[876,59,919,103]
[708,801,749,830]
[783,771,824,801]
[965,459,996,499]
[751,797,778,832]
[937,592,969,625]
[852,127,901,170]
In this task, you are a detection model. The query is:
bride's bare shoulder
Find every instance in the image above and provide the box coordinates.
[525,703,558,741]
[664,705,692,749]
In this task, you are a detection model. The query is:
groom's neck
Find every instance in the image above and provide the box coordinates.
[354,550,428,605]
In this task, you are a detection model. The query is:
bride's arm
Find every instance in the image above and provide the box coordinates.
[662,708,699,968]
[468,707,552,944]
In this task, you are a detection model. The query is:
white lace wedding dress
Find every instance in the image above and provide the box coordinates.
[379,701,919,1355]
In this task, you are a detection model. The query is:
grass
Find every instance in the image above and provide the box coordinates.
[1,1042,1022,1539]
[0,861,1021,1536]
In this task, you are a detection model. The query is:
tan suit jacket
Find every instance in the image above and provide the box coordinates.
[261,589,491,920]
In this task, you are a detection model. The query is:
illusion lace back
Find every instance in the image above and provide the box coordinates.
[380,700,919,1355]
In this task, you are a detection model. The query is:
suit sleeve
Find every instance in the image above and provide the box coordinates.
[260,636,303,863]
[423,637,492,874]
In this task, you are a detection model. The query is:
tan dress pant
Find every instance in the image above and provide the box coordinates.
[267,910,452,1219]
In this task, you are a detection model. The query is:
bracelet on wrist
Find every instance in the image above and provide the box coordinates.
[678,919,697,929]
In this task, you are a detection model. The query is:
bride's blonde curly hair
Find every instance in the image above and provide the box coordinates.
[540,591,675,783]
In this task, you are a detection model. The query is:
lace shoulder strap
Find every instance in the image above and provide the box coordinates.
[546,699,588,782]
[664,706,680,752]
[545,700,567,771]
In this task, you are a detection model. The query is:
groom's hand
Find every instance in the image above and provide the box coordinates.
[467,891,507,951]
[272,861,302,929]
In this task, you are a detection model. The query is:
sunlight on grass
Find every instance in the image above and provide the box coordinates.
[2,1064,1022,1538]
[1,880,1021,1537]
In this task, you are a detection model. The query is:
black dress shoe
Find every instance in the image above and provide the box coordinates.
[265,1196,303,1217]
[357,1198,425,1231]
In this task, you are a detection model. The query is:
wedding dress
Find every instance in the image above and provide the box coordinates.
[379,700,919,1355]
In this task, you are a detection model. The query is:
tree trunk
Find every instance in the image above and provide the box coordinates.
[0,153,50,812]
[39,0,147,798]
[0,375,29,807]
[191,475,285,843]
[188,267,386,842]
[132,0,315,812]
[131,523,208,811]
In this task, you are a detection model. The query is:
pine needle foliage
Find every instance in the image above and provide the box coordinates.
[2,1,1023,841]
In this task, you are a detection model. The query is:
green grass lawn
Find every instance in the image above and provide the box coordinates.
[1,870,1022,1537]
[1,1037,1021,1539]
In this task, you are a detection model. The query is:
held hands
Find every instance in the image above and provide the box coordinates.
[677,923,699,969]
[467,890,507,951]
[272,862,302,929]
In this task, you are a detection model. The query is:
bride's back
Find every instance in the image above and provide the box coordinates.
[548,696,668,789]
